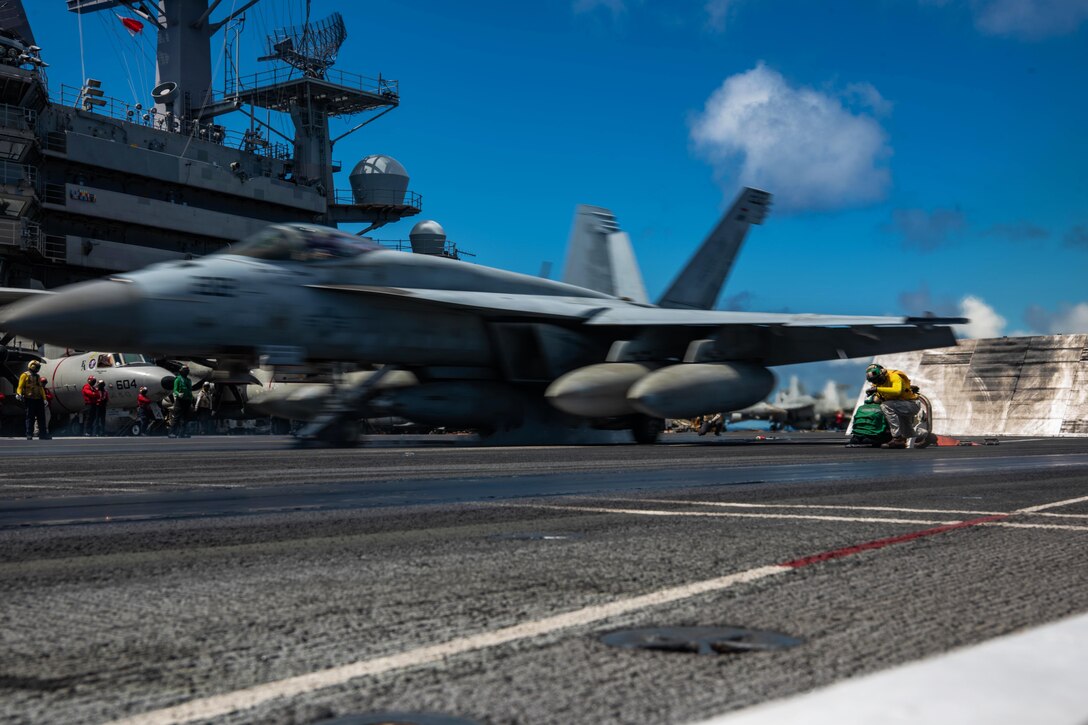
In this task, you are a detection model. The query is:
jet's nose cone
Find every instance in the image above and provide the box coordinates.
[1,279,144,349]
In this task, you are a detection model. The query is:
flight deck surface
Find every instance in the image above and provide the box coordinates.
[1,433,1086,724]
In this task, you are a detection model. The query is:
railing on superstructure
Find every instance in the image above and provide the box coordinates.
[58,85,292,160]
[331,189,421,209]
[0,56,47,87]
[219,66,398,110]
[0,102,36,132]
[0,159,36,187]
[0,219,64,262]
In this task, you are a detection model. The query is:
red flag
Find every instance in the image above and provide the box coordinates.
[118,15,143,36]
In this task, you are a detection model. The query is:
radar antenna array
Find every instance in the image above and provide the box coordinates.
[259,12,347,78]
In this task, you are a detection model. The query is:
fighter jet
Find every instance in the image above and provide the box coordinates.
[243,188,769,432]
[0,198,965,444]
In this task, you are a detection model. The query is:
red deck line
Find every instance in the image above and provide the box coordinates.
[780,514,1010,568]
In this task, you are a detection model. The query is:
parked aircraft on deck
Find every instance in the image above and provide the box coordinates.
[0,349,174,431]
[41,351,173,414]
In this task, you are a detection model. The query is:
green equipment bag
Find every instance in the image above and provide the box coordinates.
[851,403,890,439]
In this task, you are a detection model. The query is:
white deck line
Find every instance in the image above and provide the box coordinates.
[601,498,1006,516]
[107,565,789,725]
[1016,494,1088,514]
[519,504,954,526]
[691,611,1088,725]
[983,521,1088,532]
[106,491,1087,725]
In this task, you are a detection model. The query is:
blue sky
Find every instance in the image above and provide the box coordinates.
[25,1,1088,390]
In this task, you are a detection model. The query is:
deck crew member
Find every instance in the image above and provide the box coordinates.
[865,363,919,449]
[136,386,154,435]
[16,360,50,440]
[82,375,99,436]
[194,382,215,435]
[93,379,109,436]
[170,366,194,438]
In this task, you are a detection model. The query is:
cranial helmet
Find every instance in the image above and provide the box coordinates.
[865,364,887,383]
[139,386,148,393]
[180,365,190,374]
[28,360,40,371]
[88,375,96,382]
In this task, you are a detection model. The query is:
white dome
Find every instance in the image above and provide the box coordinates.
[349,155,410,205]
[350,155,407,177]
[410,220,445,238]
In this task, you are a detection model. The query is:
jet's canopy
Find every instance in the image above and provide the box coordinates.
[226,224,381,263]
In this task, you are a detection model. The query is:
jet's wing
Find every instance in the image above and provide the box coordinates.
[657,187,771,310]
[585,308,924,327]
[586,308,966,366]
[561,205,650,303]
[308,285,616,319]
[312,284,963,366]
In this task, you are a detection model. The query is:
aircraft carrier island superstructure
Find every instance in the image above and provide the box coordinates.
[0,0,425,291]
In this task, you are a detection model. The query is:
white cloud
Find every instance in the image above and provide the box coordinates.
[1025,302,1088,333]
[705,0,736,30]
[691,63,892,212]
[923,0,1088,40]
[954,295,1007,339]
[844,82,894,116]
[971,0,1088,40]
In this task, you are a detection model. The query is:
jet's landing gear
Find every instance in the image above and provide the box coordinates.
[292,365,397,448]
[630,414,665,444]
[295,419,361,449]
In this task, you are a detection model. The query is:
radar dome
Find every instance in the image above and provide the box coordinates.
[409,220,447,256]
[349,154,409,205]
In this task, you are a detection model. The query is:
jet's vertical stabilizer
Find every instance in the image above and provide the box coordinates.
[562,205,649,303]
[657,187,771,310]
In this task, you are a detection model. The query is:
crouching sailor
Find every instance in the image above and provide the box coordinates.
[864,363,919,449]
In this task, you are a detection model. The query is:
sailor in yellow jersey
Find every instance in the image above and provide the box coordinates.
[16,360,51,440]
[865,363,919,449]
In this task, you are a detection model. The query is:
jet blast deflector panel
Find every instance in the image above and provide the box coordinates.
[865,334,1088,437]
